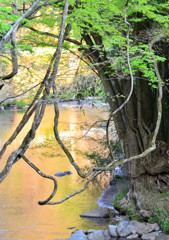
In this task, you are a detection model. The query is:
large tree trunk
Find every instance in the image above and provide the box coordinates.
[119,21,169,216]
[81,29,169,219]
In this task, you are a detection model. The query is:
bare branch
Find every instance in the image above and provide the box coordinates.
[27,26,81,46]
[0,28,18,80]
[106,0,133,161]
[151,2,169,11]
[46,171,101,205]
[0,82,41,105]
[53,94,85,178]
[20,153,57,205]
[70,120,107,146]
[0,0,68,165]
[0,99,47,183]
[149,27,169,144]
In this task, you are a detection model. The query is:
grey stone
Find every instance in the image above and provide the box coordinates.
[129,220,160,235]
[141,232,157,240]
[156,233,169,240]
[139,210,152,219]
[88,230,106,240]
[108,225,118,237]
[103,229,111,240]
[80,207,110,218]
[67,230,88,240]
[117,221,131,237]
[152,223,160,231]
[114,210,120,215]
[87,229,96,234]
[127,234,139,239]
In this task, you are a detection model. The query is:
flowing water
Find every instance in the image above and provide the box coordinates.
[0,104,112,240]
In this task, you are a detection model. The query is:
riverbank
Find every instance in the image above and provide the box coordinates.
[65,178,168,240]
[0,97,109,111]
[66,225,168,240]
[65,186,168,240]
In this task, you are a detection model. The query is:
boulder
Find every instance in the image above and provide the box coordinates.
[141,232,157,240]
[108,225,118,237]
[129,221,160,235]
[127,234,139,239]
[139,210,152,219]
[156,233,169,240]
[117,221,132,237]
[67,230,88,240]
[88,230,106,240]
[80,207,110,218]
[103,229,112,240]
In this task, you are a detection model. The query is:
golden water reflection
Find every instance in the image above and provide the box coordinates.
[0,105,111,240]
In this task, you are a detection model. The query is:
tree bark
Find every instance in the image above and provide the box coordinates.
[81,26,169,215]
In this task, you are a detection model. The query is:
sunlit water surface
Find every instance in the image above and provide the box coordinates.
[0,104,112,240]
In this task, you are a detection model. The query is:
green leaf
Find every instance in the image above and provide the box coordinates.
[3,43,13,48]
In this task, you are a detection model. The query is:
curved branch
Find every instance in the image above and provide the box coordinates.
[27,26,81,46]
[20,153,57,205]
[71,120,107,146]
[53,98,85,178]
[0,99,47,183]
[0,28,62,161]
[149,27,169,144]
[46,171,101,205]
[0,28,18,80]
[106,0,133,161]
[0,82,41,104]
[0,0,44,50]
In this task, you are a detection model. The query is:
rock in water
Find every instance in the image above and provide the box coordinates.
[108,225,118,237]
[141,232,157,240]
[67,230,88,240]
[55,171,72,177]
[80,207,110,218]
[127,234,139,239]
[117,221,132,237]
[88,230,106,240]
[64,171,72,175]
[55,172,66,177]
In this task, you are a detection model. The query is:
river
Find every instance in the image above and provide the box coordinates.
[0,104,112,240]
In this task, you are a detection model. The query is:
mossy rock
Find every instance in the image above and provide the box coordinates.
[130,214,142,221]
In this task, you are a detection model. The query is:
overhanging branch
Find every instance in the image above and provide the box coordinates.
[27,26,81,46]
[20,153,57,205]
[106,0,134,161]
